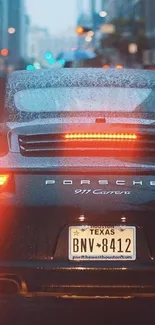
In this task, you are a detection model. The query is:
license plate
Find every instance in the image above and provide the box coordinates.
[69,226,136,261]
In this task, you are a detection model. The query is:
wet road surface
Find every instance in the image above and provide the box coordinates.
[1,297,155,325]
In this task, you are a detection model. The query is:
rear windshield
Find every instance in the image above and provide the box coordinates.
[14,87,153,113]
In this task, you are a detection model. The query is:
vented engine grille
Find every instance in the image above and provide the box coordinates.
[18,133,155,157]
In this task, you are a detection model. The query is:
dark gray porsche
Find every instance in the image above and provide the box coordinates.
[1,68,155,302]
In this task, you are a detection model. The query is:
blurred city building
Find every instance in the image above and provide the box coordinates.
[0,0,8,73]
[28,26,51,67]
[24,14,30,60]
[99,0,155,36]
[143,0,155,37]
[7,0,27,69]
[0,0,30,71]
[76,0,155,68]
[116,0,134,18]
[137,0,155,67]
[77,13,92,48]
[58,28,78,54]
[28,26,77,67]
[1,0,155,71]
[100,0,117,20]
[0,0,8,49]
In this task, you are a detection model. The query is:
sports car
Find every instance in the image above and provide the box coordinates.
[1,68,155,302]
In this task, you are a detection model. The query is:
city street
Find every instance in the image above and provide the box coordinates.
[1,0,155,324]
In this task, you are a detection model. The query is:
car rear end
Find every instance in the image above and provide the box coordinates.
[1,68,155,305]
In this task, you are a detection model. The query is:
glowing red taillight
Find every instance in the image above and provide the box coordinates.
[65,133,137,140]
[0,175,9,187]
[0,133,9,156]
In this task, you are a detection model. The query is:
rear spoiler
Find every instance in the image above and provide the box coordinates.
[5,68,155,121]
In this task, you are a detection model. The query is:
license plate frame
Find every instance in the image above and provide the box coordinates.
[69,226,136,261]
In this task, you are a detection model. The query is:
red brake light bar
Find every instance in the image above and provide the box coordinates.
[65,133,137,140]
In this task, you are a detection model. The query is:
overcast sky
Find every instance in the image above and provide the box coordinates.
[26,0,78,35]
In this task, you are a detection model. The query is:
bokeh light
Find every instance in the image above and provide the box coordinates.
[48,58,56,65]
[8,27,16,34]
[99,11,108,17]
[85,36,92,42]
[33,61,41,69]
[44,52,53,60]
[58,59,65,66]
[1,49,9,57]
[26,65,35,71]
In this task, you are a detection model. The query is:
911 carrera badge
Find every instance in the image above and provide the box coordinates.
[45,180,132,194]
[74,189,131,195]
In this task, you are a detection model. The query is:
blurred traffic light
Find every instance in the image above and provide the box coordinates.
[76,26,84,35]
[76,26,92,35]
[58,59,65,66]
[48,58,56,65]
[26,65,35,71]
[1,49,9,57]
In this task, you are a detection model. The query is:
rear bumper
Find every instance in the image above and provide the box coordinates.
[2,296,155,325]
[1,206,155,299]
[1,263,155,299]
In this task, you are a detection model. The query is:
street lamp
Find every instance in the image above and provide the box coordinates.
[76,26,85,35]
